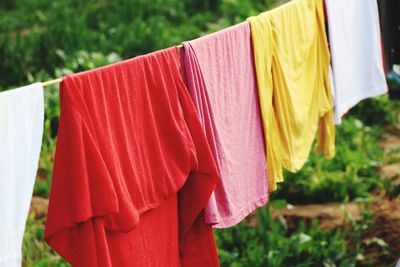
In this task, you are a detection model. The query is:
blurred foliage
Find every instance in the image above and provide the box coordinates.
[274,118,384,204]
[215,204,382,267]
[0,0,276,89]
[23,214,69,267]
[350,95,400,127]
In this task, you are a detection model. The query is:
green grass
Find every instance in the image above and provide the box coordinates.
[215,204,381,267]
[23,214,69,267]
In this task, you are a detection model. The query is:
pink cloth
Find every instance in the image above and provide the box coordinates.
[182,22,269,228]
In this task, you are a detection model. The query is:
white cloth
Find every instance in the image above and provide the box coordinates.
[325,0,388,124]
[0,83,44,267]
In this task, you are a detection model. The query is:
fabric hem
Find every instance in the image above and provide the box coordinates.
[334,86,388,125]
[280,105,334,172]
[206,195,269,228]
[280,126,320,172]
[316,144,336,159]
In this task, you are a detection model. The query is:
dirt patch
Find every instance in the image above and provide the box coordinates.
[246,202,362,230]
[371,128,400,264]
[272,203,361,230]
[363,196,400,266]
[380,163,400,181]
[380,130,400,185]
[30,196,48,219]
[380,133,400,152]
[35,168,47,182]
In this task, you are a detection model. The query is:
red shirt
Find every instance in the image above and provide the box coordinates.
[44,47,220,266]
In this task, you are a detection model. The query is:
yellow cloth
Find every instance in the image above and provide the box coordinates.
[248,0,335,192]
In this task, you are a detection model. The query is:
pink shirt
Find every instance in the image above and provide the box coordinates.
[182,22,269,228]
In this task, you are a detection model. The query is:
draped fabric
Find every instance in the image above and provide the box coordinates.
[45,47,220,267]
[0,83,44,267]
[182,22,269,228]
[248,0,335,191]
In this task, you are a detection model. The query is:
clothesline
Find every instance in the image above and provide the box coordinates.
[40,44,185,87]
[41,78,63,87]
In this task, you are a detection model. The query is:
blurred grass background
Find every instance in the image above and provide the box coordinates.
[1,0,399,266]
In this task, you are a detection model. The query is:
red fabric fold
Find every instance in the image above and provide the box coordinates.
[45,47,220,266]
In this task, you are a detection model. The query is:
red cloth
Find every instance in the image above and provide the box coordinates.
[44,47,220,267]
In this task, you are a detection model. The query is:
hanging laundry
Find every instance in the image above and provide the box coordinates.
[325,0,388,124]
[248,0,335,192]
[0,83,44,267]
[44,47,220,267]
[181,22,269,228]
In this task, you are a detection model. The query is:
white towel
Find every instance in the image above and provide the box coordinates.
[325,0,388,124]
[0,83,44,267]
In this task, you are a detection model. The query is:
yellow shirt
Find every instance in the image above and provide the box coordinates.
[248,0,335,192]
